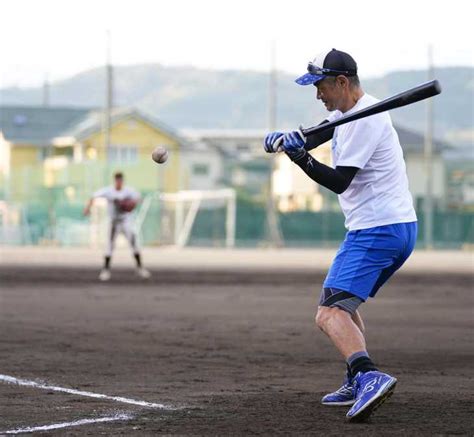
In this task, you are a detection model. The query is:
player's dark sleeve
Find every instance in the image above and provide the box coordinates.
[304,120,335,151]
[287,150,358,195]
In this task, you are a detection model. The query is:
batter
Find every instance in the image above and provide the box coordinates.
[264,49,417,422]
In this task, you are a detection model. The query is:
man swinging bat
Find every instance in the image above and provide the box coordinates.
[264,49,421,422]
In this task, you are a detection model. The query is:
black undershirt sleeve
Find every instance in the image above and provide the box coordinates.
[287,149,359,195]
[304,120,335,151]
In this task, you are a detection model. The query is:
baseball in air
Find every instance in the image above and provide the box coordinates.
[152,146,169,164]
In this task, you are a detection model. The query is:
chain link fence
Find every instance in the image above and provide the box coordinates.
[1,160,473,249]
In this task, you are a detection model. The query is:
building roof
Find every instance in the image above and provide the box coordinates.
[0,106,91,146]
[0,105,188,147]
[180,128,268,141]
[443,145,474,161]
[395,125,450,154]
[67,107,189,146]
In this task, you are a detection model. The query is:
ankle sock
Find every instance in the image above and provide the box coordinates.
[347,351,378,375]
[134,253,142,268]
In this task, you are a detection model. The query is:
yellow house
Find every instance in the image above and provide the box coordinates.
[0,106,187,201]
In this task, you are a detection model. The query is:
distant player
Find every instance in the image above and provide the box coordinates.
[83,172,151,281]
[264,49,417,422]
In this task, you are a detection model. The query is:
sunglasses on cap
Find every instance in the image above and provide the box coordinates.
[307,62,356,77]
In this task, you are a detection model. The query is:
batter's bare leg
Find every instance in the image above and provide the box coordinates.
[316,306,366,359]
[352,310,365,334]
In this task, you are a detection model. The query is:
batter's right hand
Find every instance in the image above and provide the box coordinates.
[263,131,285,153]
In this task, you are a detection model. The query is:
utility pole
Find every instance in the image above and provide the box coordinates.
[103,30,113,184]
[43,74,52,159]
[424,45,434,249]
[265,40,283,247]
[42,74,50,107]
[268,41,277,132]
[42,73,54,240]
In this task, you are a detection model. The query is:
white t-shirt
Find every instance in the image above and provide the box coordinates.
[93,185,140,220]
[327,93,417,230]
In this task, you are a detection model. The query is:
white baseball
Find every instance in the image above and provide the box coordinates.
[152,146,169,164]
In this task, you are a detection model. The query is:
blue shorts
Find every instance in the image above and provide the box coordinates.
[323,222,417,301]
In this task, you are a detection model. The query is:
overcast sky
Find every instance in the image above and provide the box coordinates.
[0,0,472,88]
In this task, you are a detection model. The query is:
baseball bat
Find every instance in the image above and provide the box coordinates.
[300,80,441,137]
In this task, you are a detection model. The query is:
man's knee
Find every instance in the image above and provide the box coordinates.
[315,306,346,331]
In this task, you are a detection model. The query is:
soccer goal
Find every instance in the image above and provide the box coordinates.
[136,189,236,248]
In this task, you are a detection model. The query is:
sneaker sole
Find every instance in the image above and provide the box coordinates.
[346,378,397,423]
[321,400,356,406]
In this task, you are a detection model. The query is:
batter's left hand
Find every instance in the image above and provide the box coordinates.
[263,131,285,153]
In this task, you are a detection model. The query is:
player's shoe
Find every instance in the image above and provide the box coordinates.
[136,267,151,279]
[99,269,111,281]
[346,371,397,422]
[321,377,356,406]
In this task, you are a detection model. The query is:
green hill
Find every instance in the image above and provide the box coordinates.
[1,65,472,144]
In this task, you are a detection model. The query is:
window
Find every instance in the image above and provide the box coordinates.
[108,144,138,163]
[13,114,27,126]
[193,163,210,176]
[38,148,49,161]
[236,143,250,152]
[38,147,55,161]
[127,120,138,130]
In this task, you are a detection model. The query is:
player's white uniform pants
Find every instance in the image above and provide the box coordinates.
[105,217,140,257]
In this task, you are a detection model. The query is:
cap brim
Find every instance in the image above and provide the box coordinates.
[295,73,326,86]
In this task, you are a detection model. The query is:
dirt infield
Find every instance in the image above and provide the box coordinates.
[0,266,473,435]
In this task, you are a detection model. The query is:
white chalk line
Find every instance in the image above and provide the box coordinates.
[0,374,175,410]
[0,413,133,434]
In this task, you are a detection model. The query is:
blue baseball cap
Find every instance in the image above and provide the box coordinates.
[295,48,358,86]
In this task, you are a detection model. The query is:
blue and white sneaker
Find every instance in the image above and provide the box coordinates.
[321,377,356,406]
[346,371,397,422]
